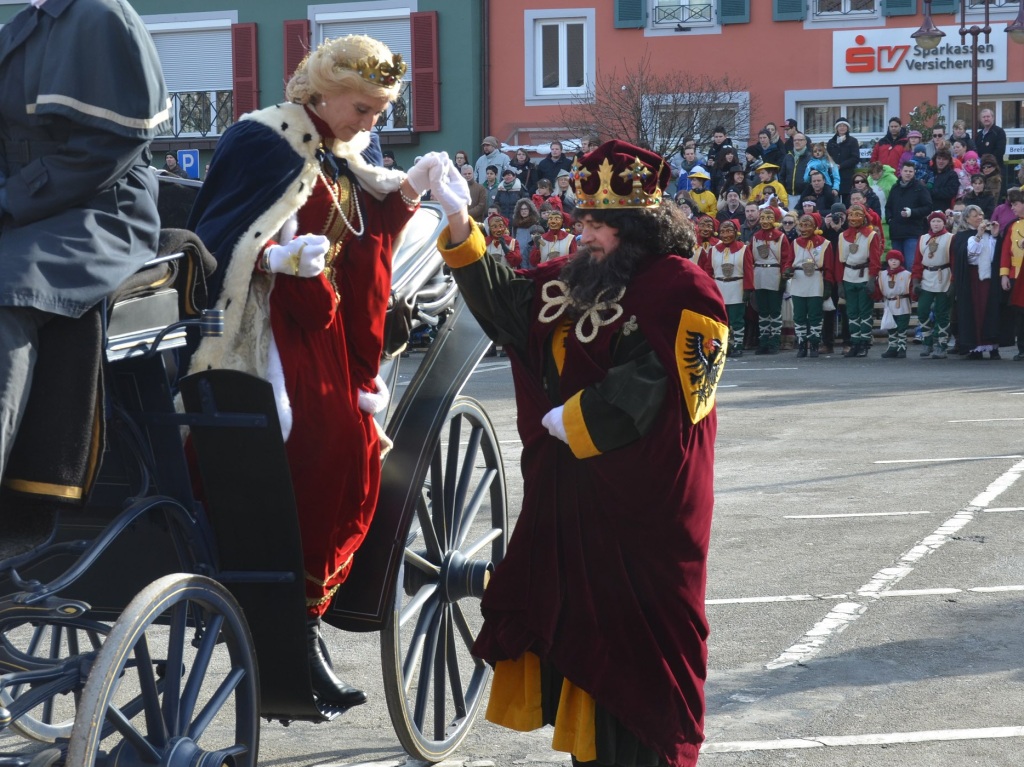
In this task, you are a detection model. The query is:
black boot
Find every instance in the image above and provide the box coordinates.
[307,618,367,708]
[796,340,807,358]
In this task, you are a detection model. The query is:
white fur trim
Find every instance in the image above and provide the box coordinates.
[267,334,292,441]
[188,102,406,381]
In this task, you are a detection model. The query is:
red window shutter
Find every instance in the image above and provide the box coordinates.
[232,22,259,121]
[283,20,310,85]
[410,11,439,132]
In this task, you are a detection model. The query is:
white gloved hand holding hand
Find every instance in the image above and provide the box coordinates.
[357,374,391,415]
[266,234,330,278]
[431,161,472,216]
[541,406,568,444]
[405,151,448,196]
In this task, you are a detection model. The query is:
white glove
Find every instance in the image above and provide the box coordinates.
[405,151,448,196]
[431,161,472,216]
[357,374,391,415]
[266,234,329,278]
[541,406,568,444]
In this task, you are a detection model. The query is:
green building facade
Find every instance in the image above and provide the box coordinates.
[0,0,484,173]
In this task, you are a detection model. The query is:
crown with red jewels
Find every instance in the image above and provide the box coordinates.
[570,140,669,210]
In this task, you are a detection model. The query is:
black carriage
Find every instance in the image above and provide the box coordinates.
[0,179,508,767]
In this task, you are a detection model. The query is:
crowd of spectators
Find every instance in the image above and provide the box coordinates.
[457,116,1024,360]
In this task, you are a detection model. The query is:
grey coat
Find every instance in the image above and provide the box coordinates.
[0,0,169,317]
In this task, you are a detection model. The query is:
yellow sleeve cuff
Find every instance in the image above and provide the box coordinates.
[437,220,487,269]
[1000,267,1011,277]
[563,391,601,459]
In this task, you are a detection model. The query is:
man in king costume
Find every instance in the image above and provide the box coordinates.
[426,140,728,766]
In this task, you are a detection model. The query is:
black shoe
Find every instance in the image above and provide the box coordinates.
[307,619,367,708]
[1014,353,1024,361]
[967,351,984,360]
[796,343,807,359]
[989,349,1001,360]
[843,345,860,358]
[881,349,898,358]
[857,344,869,357]
[808,345,819,358]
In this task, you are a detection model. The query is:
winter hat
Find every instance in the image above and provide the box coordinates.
[927,210,948,226]
[830,202,847,217]
[481,135,499,146]
[801,198,817,209]
[907,130,923,139]
[885,249,904,265]
[835,117,851,131]
[913,145,928,156]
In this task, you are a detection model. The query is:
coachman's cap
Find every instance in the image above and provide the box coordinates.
[570,139,669,209]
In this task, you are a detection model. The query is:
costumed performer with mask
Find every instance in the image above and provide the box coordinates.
[186,34,442,709]
[424,141,728,767]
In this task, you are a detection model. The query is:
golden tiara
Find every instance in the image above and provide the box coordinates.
[572,156,665,209]
[336,54,407,87]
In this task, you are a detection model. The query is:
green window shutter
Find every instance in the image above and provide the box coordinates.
[718,0,750,24]
[928,0,959,13]
[882,0,917,16]
[773,0,806,21]
[614,0,646,28]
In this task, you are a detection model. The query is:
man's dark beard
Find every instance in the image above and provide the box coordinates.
[558,241,647,319]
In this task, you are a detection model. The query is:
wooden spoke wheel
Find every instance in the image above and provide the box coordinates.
[66,574,259,767]
[0,616,108,743]
[382,397,508,762]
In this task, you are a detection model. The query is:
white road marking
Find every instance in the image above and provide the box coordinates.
[947,417,1024,423]
[765,459,1024,670]
[472,363,512,373]
[784,511,931,519]
[983,506,1024,512]
[723,367,799,372]
[707,585,1024,605]
[702,726,1024,754]
[874,454,1023,464]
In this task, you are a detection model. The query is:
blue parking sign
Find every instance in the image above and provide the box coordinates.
[177,149,200,180]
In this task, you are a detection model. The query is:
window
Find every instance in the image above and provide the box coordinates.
[814,0,876,17]
[537,19,585,92]
[148,21,235,138]
[801,102,886,139]
[317,8,413,132]
[644,91,750,151]
[651,1,715,27]
[952,95,1024,155]
[967,0,1018,9]
[524,10,596,104]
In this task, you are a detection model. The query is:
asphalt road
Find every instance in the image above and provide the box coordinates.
[4,337,1023,767]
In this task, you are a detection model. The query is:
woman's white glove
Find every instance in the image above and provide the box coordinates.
[358,374,391,415]
[541,406,568,444]
[431,161,472,216]
[405,151,448,196]
[266,234,329,277]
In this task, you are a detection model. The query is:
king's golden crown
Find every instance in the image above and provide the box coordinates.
[335,54,407,87]
[571,155,666,209]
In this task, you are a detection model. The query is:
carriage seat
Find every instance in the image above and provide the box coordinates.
[0,229,217,508]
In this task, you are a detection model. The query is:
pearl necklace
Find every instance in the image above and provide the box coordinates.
[317,164,364,238]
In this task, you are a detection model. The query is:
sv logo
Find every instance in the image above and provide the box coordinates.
[845,35,910,74]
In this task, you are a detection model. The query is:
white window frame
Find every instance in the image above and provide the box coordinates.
[643,91,750,151]
[524,8,595,106]
[785,87,900,157]
[645,0,721,37]
[804,0,884,29]
[649,0,715,28]
[310,2,416,133]
[937,81,1024,160]
[143,12,238,139]
[966,0,1019,15]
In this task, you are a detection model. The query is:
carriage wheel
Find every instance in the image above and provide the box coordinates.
[382,396,508,762]
[65,574,259,767]
[0,616,109,743]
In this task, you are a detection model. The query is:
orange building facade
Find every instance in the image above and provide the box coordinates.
[486,1,1024,161]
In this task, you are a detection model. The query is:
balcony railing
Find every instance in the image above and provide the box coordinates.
[652,3,714,25]
[159,91,233,139]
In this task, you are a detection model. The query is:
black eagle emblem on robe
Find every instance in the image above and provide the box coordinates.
[676,309,729,424]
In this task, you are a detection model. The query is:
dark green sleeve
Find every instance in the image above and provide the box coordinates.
[576,330,668,453]
[449,252,536,350]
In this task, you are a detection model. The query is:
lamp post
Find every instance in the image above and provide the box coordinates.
[913,0,1024,138]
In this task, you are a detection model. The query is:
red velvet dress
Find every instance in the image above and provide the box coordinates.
[267,113,415,615]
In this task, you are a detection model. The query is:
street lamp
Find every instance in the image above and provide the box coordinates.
[914,0,1024,137]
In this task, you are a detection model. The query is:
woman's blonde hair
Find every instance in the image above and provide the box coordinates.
[286,35,405,105]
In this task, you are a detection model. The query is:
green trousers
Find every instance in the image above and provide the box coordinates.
[917,290,951,350]
[755,288,783,350]
[791,295,824,345]
[726,302,745,352]
[886,314,910,352]
[844,281,874,346]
